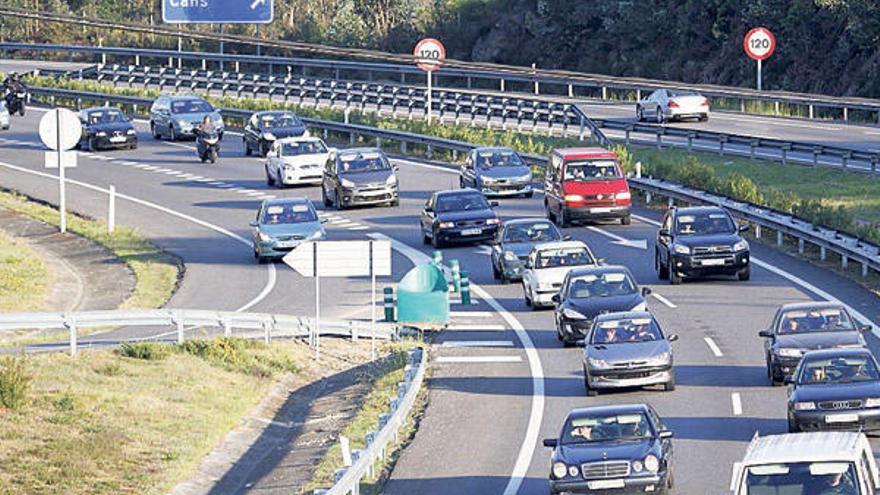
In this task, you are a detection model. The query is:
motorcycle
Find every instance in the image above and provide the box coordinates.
[4,88,27,116]
[196,129,220,164]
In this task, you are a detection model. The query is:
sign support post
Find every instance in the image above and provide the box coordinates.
[56,110,66,233]
[370,241,377,360]
[314,242,320,361]
[743,27,776,91]
[427,70,433,125]
[39,108,80,234]
[757,59,762,91]
[414,38,446,126]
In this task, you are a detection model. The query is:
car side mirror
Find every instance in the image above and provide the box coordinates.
[658,430,674,440]
[758,330,772,338]
[320,218,328,224]
[659,228,670,237]
[562,235,572,241]
[328,147,338,158]
[490,201,500,208]
[267,150,277,158]
[668,334,679,342]
[574,339,586,347]
[860,325,872,333]
[249,221,258,227]
[424,207,433,214]
[393,164,399,172]
[596,258,606,265]
[542,438,558,448]
[739,224,750,233]
[551,294,560,303]
[783,375,795,385]
[641,287,653,296]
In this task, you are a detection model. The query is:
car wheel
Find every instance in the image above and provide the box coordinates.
[169,125,176,142]
[636,105,644,122]
[19,106,25,117]
[670,270,682,285]
[788,417,800,433]
[260,141,271,158]
[738,266,751,281]
[422,229,431,245]
[663,374,676,392]
[129,142,138,150]
[335,188,346,210]
[151,122,160,140]
[584,368,597,397]
[244,138,252,156]
[459,177,465,189]
[621,215,631,226]
[666,467,675,490]
[491,260,501,280]
[322,186,331,207]
[555,208,569,228]
[266,167,275,186]
[656,251,669,280]
[544,201,555,222]
[390,197,400,207]
[431,228,443,249]
[700,114,709,122]
[209,150,217,164]
[524,190,533,199]
[656,107,664,123]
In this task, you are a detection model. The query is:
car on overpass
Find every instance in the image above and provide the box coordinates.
[580,311,676,395]
[420,189,500,248]
[322,147,399,210]
[0,100,8,130]
[459,146,533,198]
[654,205,751,284]
[636,89,710,123]
[786,348,880,433]
[551,265,651,345]
[543,404,674,495]
[250,198,326,263]
[149,94,224,141]
[521,240,597,309]
[264,136,330,188]
[243,110,308,157]
[760,302,869,386]
[490,218,567,283]
[543,147,632,227]
[76,107,137,151]
[731,431,880,495]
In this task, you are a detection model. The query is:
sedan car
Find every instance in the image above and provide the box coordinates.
[421,189,500,248]
[243,111,308,157]
[77,107,137,151]
[787,348,880,433]
[553,266,652,345]
[322,148,399,210]
[459,147,533,198]
[636,89,710,123]
[582,312,676,395]
[149,94,224,141]
[250,198,326,263]
[0,101,9,130]
[265,136,330,188]
[491,219,566,283]
[760,302,870,385]
[543,404,674,495]
[521,241,597,309]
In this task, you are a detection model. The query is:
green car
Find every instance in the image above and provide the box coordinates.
[251,198,326,263]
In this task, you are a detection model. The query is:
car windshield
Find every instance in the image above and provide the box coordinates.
[475,149,525,168]
[561,412,652,445]
[85,109,126,124]
[563,160,621,181]
[260,203,317,225]
[778,308,855,334]
[281,141,327,156]
[570,271,637,298]
[798,355,880,385]
[535,247,593,269]
[436,193,490,212]
[171,99,212,114]
[744,462,858,495]
[503,222,559,243]
[668,90,699,97]
[591,318,662,344]
[339,151,391,173]
[260,113,300,128]
[675,212,735,235]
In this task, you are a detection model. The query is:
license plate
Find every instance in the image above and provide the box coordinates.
[590,207,612,214]
[275,241,300,248]
[826,413,859,424]
[461,228,482,236]
[700,258,725,266]
[110,136,127,143]
[361,189,387,197]
[587,479,626,490]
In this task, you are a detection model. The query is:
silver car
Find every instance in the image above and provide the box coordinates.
[636,89,710,123]
[582,311,677,396]
[0,101,8,130]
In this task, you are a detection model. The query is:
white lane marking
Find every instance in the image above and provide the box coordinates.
[188,175,203,180]
[394,158,458,175]
[631,213,877,332]
[154,168,172,173]
[348,225,370,231]
[447,324,507,331]
[141,165,159,171]
[451,311,495,318]
[585,225,648,249]
[196,177,214,183]
[260,194,276,200]
[731,393,743,416]
[235,189,255,194]
[0,160,277,315]
[436,356,522,363]
[704,337,724,357]
[329,218,350,224]
[245,191,264,197]
[441,340,515,348]
[120,161,140,166]
[209,181,226,185]
[651,292,677,308]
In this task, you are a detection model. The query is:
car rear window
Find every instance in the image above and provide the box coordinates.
[281,140,327,156]
[535,247,593,268]
[502,222,559,243]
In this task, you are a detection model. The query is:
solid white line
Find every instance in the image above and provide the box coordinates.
[436,356,522,363]
[447,324,507,331]
[440,340,515,348]
[731,393,743,416]
[651,292,677,309]
[704,337,724,357]
[450,311,495,318]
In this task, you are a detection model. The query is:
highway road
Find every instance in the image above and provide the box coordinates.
[1,104,880,494]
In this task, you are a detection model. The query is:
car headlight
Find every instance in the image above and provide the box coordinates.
[866,398,880,408]
[307,230,325,241]
[733,239,749,252]
[504,251,517,261]
[630,301,647,312]
[794,401,816,411]
[552,461,568,479]
[438,221,455,229]
[647,351,671,366]
[563,307,586,319]
[776,348,803,358]
[643,454,659,473]
[177,120,192,130]
[672,244,690,255]
[126,129,136,135]
[567,465,579,477]
[616,191,631,200]
[564,194,584,202]
[588,357,609,368]
[262,132,276,141]
[341,178,356,189]
[95,131,107,137]
[258,231,273,242]
[386,174,398,186]
[481,176,496,185]
[486,218,501,225]
[631,460,643,473]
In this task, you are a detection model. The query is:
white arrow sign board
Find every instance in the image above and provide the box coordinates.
[283,240,391,277]
[44,151,77,169]
[39,108,81,151]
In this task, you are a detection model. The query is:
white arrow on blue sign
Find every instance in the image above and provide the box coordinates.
[162,0,274,24]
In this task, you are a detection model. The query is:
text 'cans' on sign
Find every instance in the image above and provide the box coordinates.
[414,38,446,72]
[743,27,776,61]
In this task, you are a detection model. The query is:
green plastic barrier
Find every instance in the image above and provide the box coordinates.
[396,263,449,326]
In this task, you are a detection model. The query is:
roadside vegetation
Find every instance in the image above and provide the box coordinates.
[0,228,52,312]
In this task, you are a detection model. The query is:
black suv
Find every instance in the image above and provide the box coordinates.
[655,206,750,285]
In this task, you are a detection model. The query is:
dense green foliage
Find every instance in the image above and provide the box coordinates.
[0,354,31,411]
[3,1,880,97]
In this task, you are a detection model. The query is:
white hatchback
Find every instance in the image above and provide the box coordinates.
[264,136,331,187]
[521,240,598,309]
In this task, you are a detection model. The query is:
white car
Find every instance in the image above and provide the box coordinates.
[264,136,331,187]
[0,101,9,130]
[521,240,598,309]
[636,89,710,123]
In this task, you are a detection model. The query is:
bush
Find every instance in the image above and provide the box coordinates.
[719,173,763,205]
[177,338,298,378]
[118,342,170,361]
[0,354,31,411]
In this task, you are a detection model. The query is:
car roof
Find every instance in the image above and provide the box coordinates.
[595,311,654,323]
[671,205,728,215]
[165,94,205,101]
[474,146,517,153]
[801,347,873,360]
[504,218,555,226]
[554,147,617,160]
[531,240,588,251]
[742,432,867,465]
[255,110,295,117]
[567,404,649,419]
[778,301,845,312]
[275,136,322,144]
[263,197,311,207]
[82,106,123,113]
[338,147,383,155]
[436,188,483,197]
[567,264,631,278]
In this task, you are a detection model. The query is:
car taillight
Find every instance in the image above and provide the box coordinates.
[564,194,584,202]
[701,98,710,107]
[667,100,679,108]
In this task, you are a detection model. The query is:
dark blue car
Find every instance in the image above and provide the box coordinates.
[77,107,137,151]
[420,189,500,248]
[243,111,308,157]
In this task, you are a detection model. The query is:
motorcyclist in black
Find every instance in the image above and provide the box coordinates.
[3,73,27,115]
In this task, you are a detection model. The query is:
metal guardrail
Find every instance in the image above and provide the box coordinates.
[23,86,880,280]
[317,347,425,495]
[5,42,880,124]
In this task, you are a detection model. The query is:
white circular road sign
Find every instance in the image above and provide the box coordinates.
[39,108,81,151]
[744,27,776,61]
[414,38,446,72]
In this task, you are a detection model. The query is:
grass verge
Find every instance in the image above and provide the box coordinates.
[0,228,51,312]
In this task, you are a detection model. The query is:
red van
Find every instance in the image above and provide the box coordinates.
[543,147,632,227]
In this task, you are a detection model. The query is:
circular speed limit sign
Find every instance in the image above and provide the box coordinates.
[414,38,446,72]
[743,27,776,61]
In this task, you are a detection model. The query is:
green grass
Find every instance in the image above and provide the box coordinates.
[0,228,51,312]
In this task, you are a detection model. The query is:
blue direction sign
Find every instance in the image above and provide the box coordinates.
[162,0,274,24]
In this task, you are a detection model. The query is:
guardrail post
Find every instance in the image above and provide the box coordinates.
[809,104,814,119]
[774,101,780,115]
[426,144,433,160]
[400,141,407,154]
[108,185,116,234]
[688,133,696,152]
[755,225,762,239]
[798,239,805,254]
[601,86,607,100]
[645,192,652,204]
[776,231,783,247]
[460,271,471,306]
[667,197,674,208]
[376,137,382,149]
[66,313,77,357]
[500,78,505,92]
[750,139,759,159]
[842,152,851,170]
[841,255,849,270]
[655,130,662,149]
[843,107,848,121]
[263,318,272,344]
[349,132,355,145]
[871,157,879,174]
[635,161,642,178]
[624,127,631,146]
[813,147,823,167]
[781,144,790,165]
[176,311,185,344]
[224,317,232,337]
[862,263,868,278]
[820,246,827,261]
[578,116,585,141]
[718,135,728,156]
[350,320,358,341]
[384,287,395,322]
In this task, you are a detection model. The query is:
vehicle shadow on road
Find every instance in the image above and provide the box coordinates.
[664,416,787,441]
[382,475,548,495]
[674,364,769,388]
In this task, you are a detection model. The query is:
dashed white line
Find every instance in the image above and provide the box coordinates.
[440,340,515,348]
[704,337,724,357]
[436,356,522,363]
[651,292,677,308]
[348,225,370,231]
[447,324,507,331]
[450,311,495,318]
[731,393,743,416]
